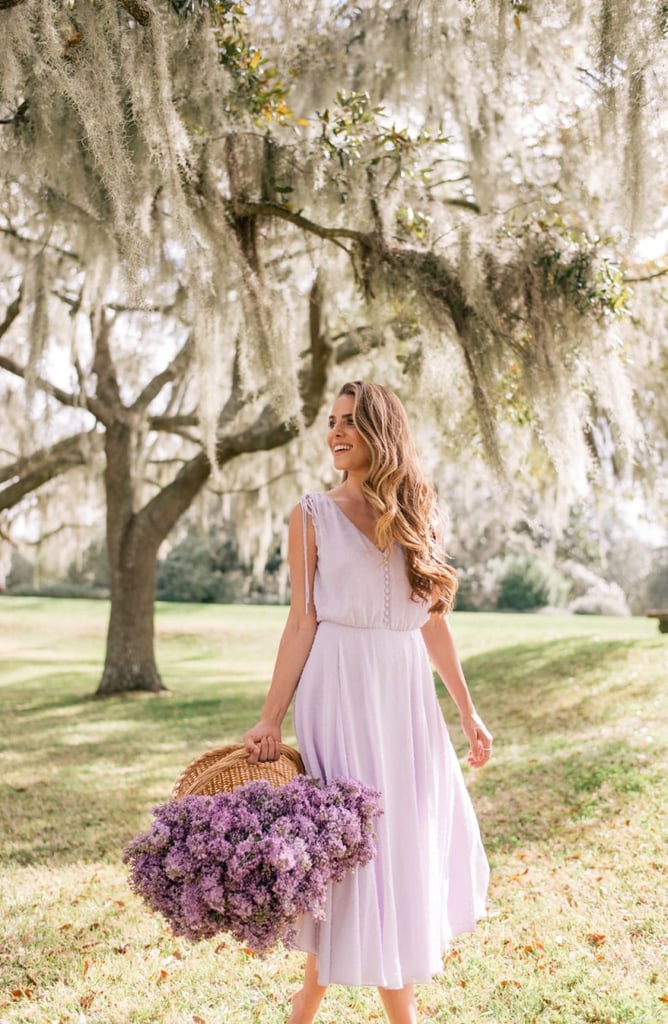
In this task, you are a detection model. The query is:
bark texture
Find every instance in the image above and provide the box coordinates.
[97,430,210,695]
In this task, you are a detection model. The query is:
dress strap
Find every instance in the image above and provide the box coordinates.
[299,494,318,614]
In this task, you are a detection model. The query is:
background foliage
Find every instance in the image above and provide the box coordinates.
[0,0,667,694]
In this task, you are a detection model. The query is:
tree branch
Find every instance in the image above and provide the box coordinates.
[140,451,211,538]
[0,348,108,421]
[138,406,303,540]
[0,353,84,409]
[297,271,333,425]
[148,413,199,432]
[0,225,79,262]
[0,431,95,511]
[625,266,668,283]
[207,466,300,497]
[131,334,195,413]
[229,200,373,252]
[21,521,93,545]
[0,288,21,339]
[0,431,94,487]
[117,0,150,25]
[91,311,122,422]
[377,245,506,475]
[441,197,481,213]
[331,322,389,363]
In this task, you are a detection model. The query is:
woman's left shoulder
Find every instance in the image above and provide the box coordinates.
[298,491,328,527]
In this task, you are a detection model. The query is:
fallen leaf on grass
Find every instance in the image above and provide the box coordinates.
[10,989,33,1000]
[586,933,606,946]
[499,979,522,990]
[659,995,668,1004]
[58,922,73,931]
[193,1016,207,1023]
[17,962,38,986]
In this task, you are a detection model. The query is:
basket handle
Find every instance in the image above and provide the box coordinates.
[176,743,304,798]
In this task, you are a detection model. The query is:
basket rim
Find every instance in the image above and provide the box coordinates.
[171,742,305,800]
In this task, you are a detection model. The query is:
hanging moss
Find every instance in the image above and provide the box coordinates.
[0,0,664,489]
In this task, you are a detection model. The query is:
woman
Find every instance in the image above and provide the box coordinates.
[244,381,492,1024]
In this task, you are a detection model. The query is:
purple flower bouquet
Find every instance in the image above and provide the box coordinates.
[123,774,382,954]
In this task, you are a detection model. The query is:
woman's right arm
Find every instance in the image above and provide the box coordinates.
[243,501,318,764]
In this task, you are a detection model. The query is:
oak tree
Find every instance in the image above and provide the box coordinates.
[1,0,665,691]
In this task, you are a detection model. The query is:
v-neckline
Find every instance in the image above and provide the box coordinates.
[321,492,383,551]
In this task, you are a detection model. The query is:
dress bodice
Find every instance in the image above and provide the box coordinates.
[300,492,430,631]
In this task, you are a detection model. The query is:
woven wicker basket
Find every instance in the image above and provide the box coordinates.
[171,743,306,800]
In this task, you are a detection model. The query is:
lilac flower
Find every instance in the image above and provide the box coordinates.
[124,775,382,954]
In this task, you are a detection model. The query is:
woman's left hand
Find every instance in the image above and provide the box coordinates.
[460,710,493,768]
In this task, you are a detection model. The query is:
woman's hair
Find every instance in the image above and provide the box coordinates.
[337,380,458,615]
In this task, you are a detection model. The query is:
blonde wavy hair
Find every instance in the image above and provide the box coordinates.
[337,381,458,615]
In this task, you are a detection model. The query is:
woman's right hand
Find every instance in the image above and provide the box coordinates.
[243,721,282,764]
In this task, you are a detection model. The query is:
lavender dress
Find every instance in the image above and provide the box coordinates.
[292,492,489,988]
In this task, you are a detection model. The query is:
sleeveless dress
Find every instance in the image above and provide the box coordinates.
[292,492,489,989]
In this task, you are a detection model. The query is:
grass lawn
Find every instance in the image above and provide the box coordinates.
[0,596,666,1024]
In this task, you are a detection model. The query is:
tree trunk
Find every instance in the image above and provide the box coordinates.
[97,538,166,694]
[94,422,211,696]
[93,330,329,697]
[95,420,162,694]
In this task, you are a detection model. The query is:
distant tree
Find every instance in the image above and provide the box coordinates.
[643,553,668,611]
[156,530,241,604]
[1,0,666,691]
[5,549,33,591]
[496,555,556,612]
[66,539,110,591]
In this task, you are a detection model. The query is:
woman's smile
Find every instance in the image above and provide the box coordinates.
[327,395,370,472]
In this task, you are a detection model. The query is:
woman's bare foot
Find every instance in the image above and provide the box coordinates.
[285,988,304,1024]
[286,987,317,1024]
[286,955,327,1024]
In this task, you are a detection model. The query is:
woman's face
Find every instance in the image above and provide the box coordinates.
[327,394,371,474]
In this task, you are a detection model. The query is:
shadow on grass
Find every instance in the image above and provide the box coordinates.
[9,686,267,749]
[2,680,289,869]
[438,634,663,857]
[472,735,651,855]
[3,726,652,870]
[2,631,657,871]
[457,636,645,735]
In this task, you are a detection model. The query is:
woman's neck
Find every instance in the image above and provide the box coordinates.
[339,473,368,503]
